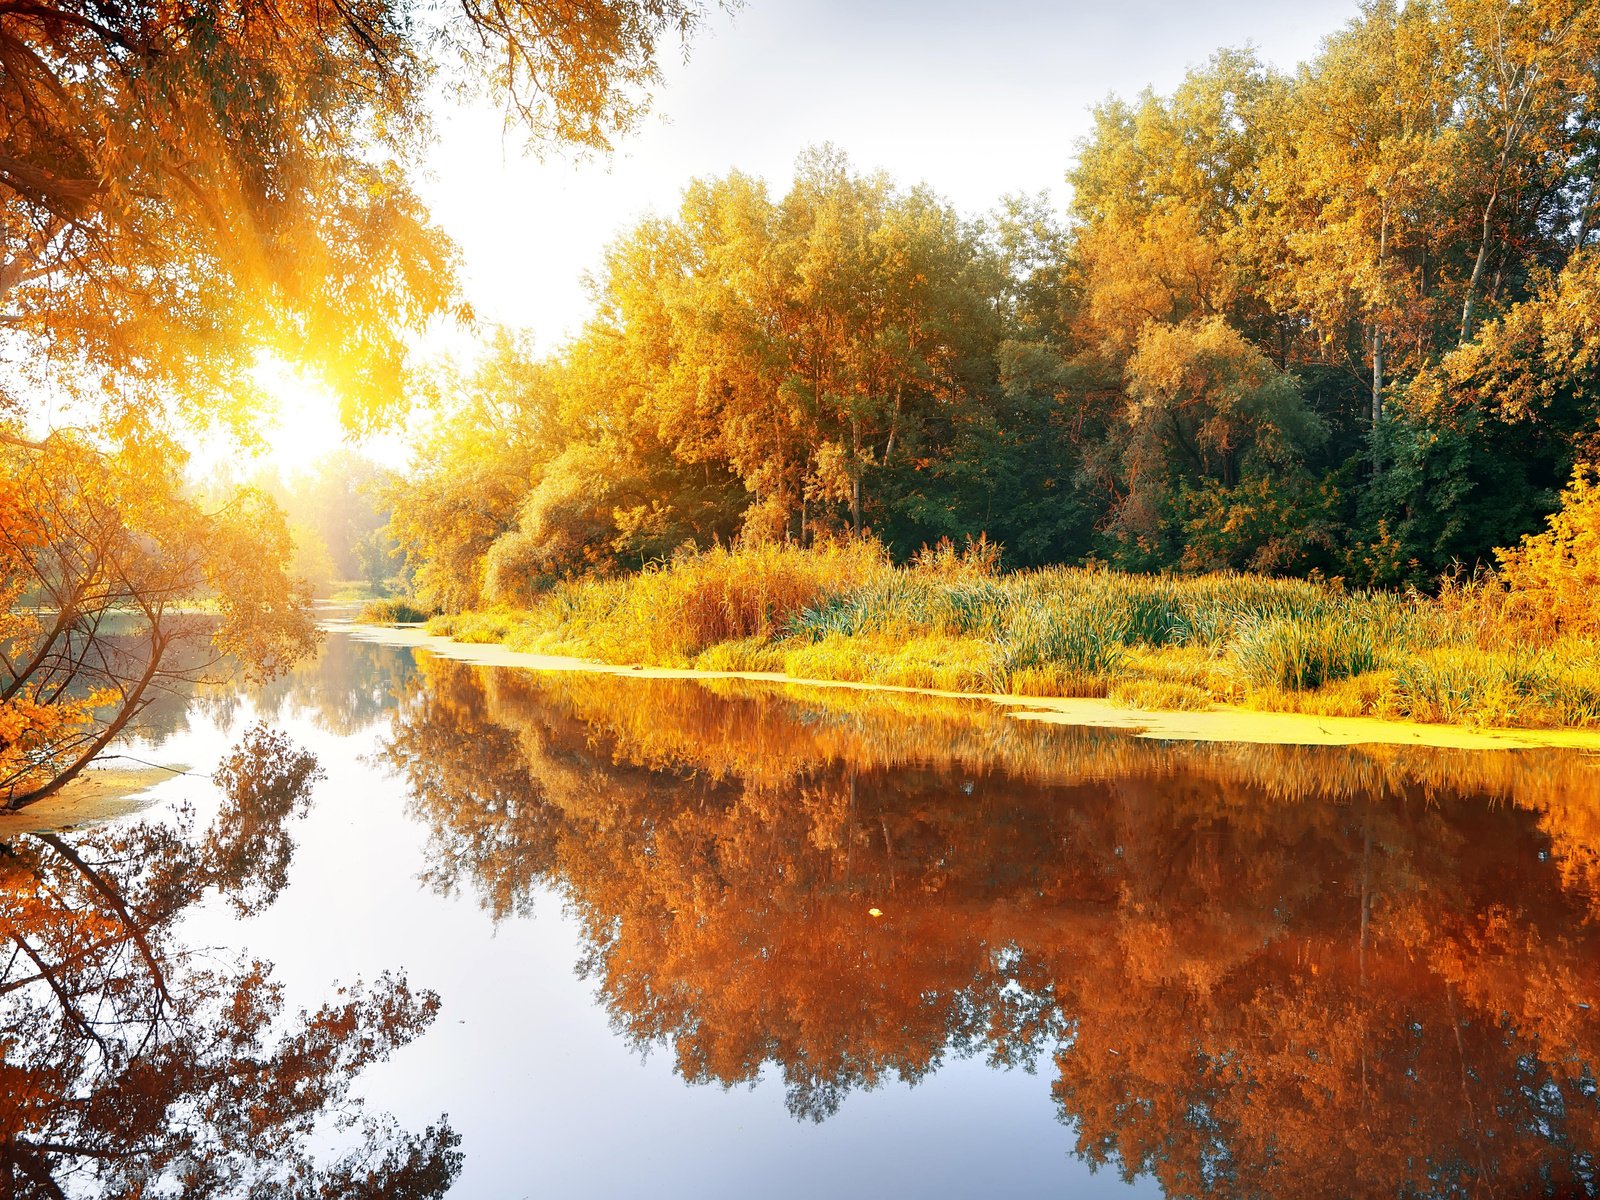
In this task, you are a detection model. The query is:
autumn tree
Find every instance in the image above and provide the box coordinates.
[0,434,317,810]
[0,0,729,431]
[525,149,1003,557]
[1246,0,1600,459]
[1067,49,1287,359]
[1245,0,1453,442]
[2,0,730,789]
[1112,318,1327,569]
[387,330,567,611]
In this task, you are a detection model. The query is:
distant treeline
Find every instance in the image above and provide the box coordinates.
[391,0,1600,611]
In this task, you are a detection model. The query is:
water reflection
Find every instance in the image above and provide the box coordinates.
[0,725,458,1197]
[385,657,1600,1197]
[124,626,421,744]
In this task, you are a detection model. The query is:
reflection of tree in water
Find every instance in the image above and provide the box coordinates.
[0,725,458,1197]
[245,633,422,736]
[120,628,422,744]
[386,657,1600,1196]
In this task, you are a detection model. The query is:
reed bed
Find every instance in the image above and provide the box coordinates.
[415,539,1600,730]
[359,597,436,624]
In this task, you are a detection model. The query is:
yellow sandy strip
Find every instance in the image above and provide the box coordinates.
[335,622,1600,753]
[0,764,173,837]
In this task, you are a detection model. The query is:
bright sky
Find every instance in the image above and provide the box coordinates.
[254,0,1363,472]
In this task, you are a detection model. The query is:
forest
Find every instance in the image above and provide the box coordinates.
[390,1,1600,608]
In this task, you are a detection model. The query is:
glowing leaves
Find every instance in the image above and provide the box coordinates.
[0,430,317,810]
[1495,463,1600,636]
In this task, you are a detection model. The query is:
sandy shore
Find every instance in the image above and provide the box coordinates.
[336,621,1600,752]
[0,764,175,837]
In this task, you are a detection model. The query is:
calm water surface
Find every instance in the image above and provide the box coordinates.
[5,630,1600,1197]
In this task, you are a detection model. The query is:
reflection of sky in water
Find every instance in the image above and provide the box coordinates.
[94,629,1600,1198]
[122,635,1149,1199]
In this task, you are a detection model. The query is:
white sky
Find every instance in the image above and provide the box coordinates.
[255,0,1364,470]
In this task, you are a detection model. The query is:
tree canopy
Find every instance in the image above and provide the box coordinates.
[0,0,726,432]
[388,0,1600,606]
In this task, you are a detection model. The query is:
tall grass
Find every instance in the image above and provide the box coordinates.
[360,597,436,624]
[419,538,1600,730]
[1231,612,1381,690]
[436,539,890,666]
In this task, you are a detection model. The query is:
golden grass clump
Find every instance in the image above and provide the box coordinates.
[1389,645,1600,728]
[1230,611,1382,690]
[359,597,435,624]
[1106,679,1214,711]
[692,637,790,674]
[781,632,1001,693]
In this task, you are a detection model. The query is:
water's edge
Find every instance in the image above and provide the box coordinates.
[336,620,1600,753]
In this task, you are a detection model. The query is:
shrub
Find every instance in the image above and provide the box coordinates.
[1496,463,1600,636]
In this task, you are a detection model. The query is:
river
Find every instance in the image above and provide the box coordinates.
[3,627,1598,1197]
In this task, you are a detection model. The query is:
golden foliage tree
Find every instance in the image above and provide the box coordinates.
[1,0,727,796]
[0,433,317,809]
[1496,462,1600,634]
[0,0,728,431]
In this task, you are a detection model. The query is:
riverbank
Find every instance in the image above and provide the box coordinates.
[339,621,1600,752]
[370,542,1600,740]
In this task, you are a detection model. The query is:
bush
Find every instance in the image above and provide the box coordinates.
[1496,463,1600,636]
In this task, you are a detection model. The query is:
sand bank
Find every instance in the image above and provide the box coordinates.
[0,764,174,837]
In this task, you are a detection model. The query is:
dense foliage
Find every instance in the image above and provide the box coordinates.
[391,0,1600,608]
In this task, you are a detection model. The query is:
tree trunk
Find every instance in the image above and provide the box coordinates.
[1460,202,1492,346]
[1372,206,1388,477]
[1370,322,1384,477]
[849,410,863,533]
[1574,172,1598,253]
